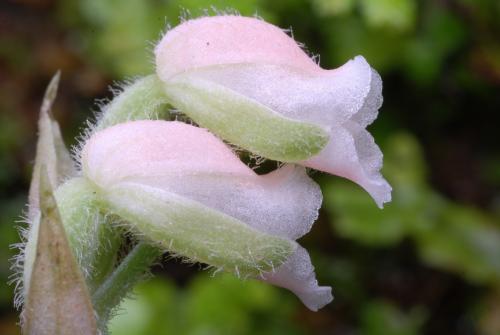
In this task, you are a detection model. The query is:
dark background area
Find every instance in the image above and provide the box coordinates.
[1,0,499,334]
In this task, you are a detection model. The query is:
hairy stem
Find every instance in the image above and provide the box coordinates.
[92,242,163,331]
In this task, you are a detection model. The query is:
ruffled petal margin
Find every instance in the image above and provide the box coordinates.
[262,245,333,311]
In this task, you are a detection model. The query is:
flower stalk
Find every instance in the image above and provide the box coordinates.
[92,242,162,331]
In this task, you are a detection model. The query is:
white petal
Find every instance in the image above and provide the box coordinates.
[131,165,322,240]
[262,245,333,311]
[304,122,392,208]
[350,67,383,127]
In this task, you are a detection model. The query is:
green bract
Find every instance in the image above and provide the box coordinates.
[24,169,97,335]
[27,71,76,221]
[95,74,170,131]
[54,178,121,291]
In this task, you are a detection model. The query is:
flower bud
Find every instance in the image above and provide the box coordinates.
[155,16,391,207]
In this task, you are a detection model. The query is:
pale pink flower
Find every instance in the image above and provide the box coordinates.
[82,120,332,311]
[155,15,391,207]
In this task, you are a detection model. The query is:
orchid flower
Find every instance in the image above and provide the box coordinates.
[81,120,333,311]
[17,13,398,333]
[155,15,391,208]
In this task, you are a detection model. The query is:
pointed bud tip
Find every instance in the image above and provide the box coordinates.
[41,71,61,115]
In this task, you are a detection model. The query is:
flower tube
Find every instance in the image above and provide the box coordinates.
[81,120,332,311]
[155,15,391,208]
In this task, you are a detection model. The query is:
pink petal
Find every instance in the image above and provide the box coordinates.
[82,120,254,188]
[155,15,319,81]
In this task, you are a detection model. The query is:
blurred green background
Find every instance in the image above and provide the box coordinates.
[1,0,500,334]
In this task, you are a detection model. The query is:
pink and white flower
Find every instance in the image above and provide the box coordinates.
[81,120,332,311]
[155,15,391,208]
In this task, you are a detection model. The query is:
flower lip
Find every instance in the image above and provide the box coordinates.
[155,15,320,81]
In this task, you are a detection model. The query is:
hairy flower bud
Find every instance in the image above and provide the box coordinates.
[155,15,391,207]
[81,120,332,310]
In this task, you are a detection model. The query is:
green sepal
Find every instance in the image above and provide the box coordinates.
[95,74,170,131]
[97,182,297,277]
[54,177,122,292]
[162,74,330,162]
